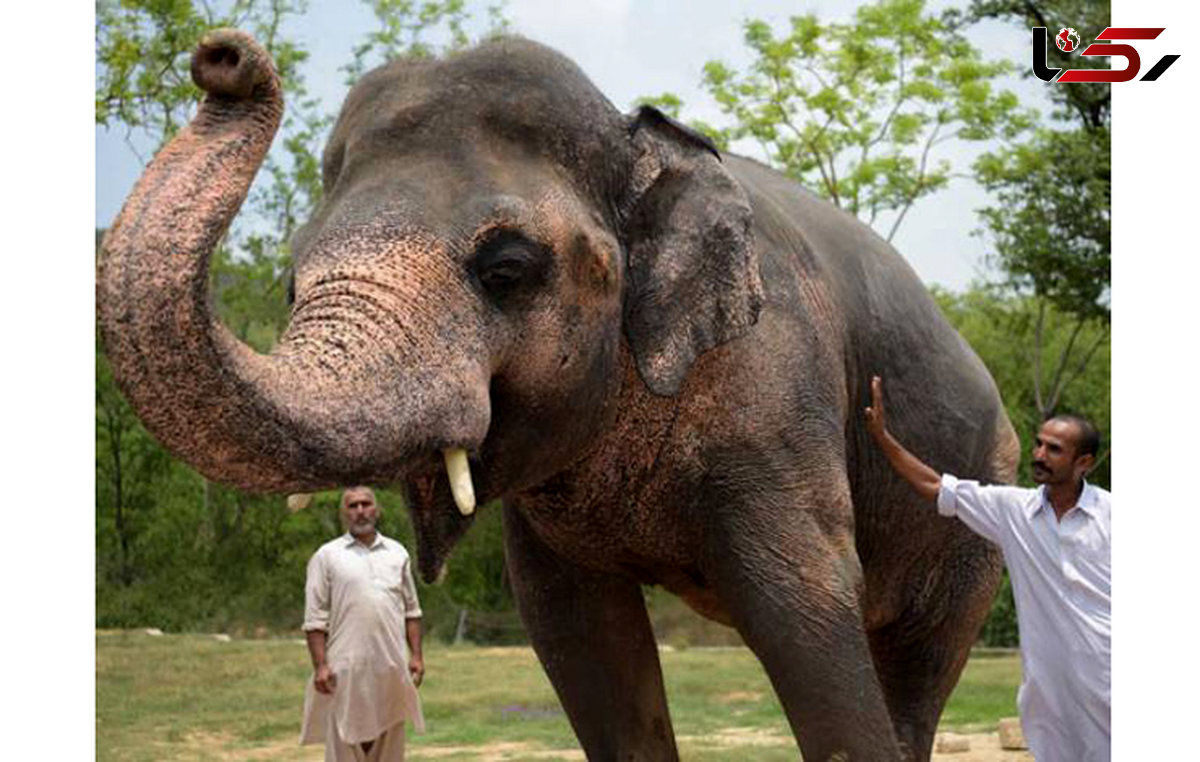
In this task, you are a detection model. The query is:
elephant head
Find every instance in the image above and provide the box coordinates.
[96,30,763,581]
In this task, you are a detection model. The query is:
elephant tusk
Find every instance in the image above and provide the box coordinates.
[287,493,314,512]
[443,448,476,516]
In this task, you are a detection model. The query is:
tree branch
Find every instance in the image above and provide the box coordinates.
[769,67,839,205]
[885,118,942,242]
[865,41,907,158]
[1055,326,1108,406]
[1045,313,1087,414]
[1033,298,1047,416]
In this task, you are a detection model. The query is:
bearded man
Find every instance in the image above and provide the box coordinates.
[300,487,425,761]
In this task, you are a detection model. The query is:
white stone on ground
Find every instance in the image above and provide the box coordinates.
[935,733,971,753]
[998,717,1027,750]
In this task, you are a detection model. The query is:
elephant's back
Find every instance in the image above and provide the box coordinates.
[725,153,1010,481]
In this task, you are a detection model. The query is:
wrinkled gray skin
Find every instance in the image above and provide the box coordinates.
[98,30,1017,762]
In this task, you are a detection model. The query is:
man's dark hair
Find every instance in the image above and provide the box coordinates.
[1047,413,1101,458]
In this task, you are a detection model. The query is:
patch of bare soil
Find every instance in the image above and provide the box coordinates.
[179,728,1032,761]
[715,690,767,704]
[678,725,792,749]
[411,730,1033,761]
[173,731,323,761]
[412,742,584,760]
[931,732,1035,762]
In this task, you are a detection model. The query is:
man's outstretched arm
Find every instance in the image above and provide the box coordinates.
[864,375,941,502]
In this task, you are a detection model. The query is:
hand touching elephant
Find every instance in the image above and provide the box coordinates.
[98,30,1019,761]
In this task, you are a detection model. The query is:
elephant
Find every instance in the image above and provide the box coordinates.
[97,29,1019,762]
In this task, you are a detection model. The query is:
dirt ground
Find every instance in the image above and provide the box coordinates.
[928,732,1035,762]
[408,731,1035,760]
[182,728,1033,760]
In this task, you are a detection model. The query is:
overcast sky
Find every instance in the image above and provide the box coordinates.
[94,0,1053,291]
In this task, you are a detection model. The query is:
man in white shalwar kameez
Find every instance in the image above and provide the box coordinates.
[865,377,1110,762]
[301,486,425,762]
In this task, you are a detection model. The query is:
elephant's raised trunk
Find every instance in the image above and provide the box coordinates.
[97,30,486,493]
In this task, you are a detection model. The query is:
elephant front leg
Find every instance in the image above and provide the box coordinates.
[701,484,904,761]
[502,503,678,761]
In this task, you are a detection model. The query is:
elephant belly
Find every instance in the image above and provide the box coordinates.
[657,569,733,626]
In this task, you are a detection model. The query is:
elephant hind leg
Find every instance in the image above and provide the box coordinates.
[502,503,678,761]
[867,533,1003,761]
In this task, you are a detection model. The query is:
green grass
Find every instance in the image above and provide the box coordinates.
[96,631,1020,760]
[938,650,1023,731]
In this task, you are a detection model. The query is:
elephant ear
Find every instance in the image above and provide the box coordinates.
[621,105,763,397]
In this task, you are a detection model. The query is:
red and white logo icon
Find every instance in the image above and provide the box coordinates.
[1032,27,1179,83]
[1056,27,1081,52]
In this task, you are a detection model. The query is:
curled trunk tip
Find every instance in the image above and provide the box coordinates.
[191,28,277,101]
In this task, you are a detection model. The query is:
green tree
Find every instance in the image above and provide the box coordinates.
[957,0,1111,421]
[696,0,1031,241]
[973,127,1109,417]
[950,0,1111,129]
[96,328,173,589]
[96,0,317,154]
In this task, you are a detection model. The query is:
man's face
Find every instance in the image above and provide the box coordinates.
[342,490,379,538]
[1031,419,1092,486]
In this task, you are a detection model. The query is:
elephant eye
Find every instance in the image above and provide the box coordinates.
[472,232,550,302]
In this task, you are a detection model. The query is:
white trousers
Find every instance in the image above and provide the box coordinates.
[324,715,406,762]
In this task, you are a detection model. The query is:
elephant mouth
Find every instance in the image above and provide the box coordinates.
[403,446,490,584]
[395,446,482,516]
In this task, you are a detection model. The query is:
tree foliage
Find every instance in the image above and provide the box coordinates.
[697,0,1031,241]
[958,0,1110,420]
[974,127,1109,322]
[972,124,1109,418]
[96,0,316,153]
[950,0,1111,129]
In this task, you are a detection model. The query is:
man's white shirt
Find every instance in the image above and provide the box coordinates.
[301,532,424,746]
[938,475,1110,762]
